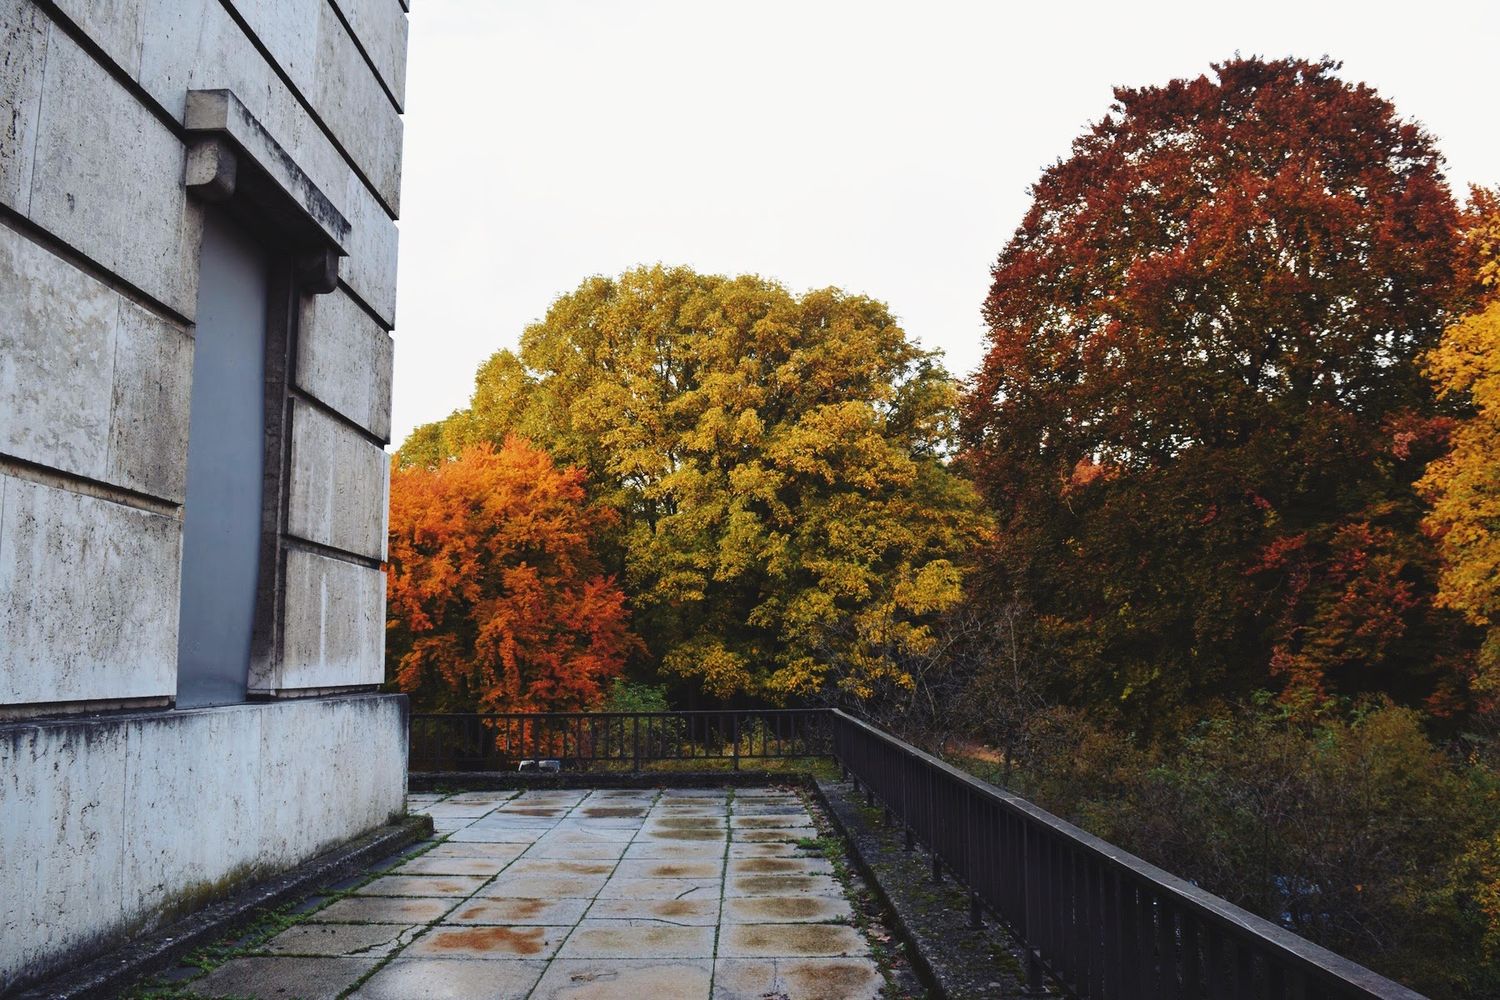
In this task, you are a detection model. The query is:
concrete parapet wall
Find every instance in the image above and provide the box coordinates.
[0,694,409,993]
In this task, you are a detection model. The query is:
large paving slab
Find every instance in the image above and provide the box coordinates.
[186,956,378,999]
[157,785,898,999]
[349,958,546,1000]
[712,956,885,1000]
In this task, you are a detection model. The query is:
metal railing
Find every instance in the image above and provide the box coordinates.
[409,709,828,772]
[406,707,1421,998]
[829,710,1424,1000]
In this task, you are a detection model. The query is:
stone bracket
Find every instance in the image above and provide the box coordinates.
[182,90,349,295]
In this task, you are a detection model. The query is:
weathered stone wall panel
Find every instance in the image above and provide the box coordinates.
[222,0,403,213]
[296,286,393,440]
[341,168,400,325]
[330,0,410,108]
[308,0,403,212]
[28,22,199,316]
[0,476,181,705]
[119,709,264,922]
[287,399,388,559]
[107,300,193,501]
[0,225,193,501]
[0,224,121,481]
[0,0,47,213]
[256,695,404,854]
[275,548,386,691]
[49,0,147,77]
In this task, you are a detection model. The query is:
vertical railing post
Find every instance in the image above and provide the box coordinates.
[632,714,641,772]
[732,714,741,771]
[1027,948,1045,995]
[966,790,982,928]
[1024,823,1040,988]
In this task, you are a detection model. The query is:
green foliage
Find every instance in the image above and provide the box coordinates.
[601,678,672,714]
[402,265,991,701]
[954,701,1500,998]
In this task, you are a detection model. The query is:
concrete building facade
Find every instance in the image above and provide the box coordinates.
[0,0,410,991]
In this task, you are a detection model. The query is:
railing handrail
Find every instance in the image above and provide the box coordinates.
[829,709,1425,1000]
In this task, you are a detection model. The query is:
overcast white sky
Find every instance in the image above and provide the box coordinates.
[391,0,1500,447]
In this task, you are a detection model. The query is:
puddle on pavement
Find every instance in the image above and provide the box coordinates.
[423,925,549,956]
[649,828,725,841]
[734,858,809,874]
[457,899,545,921]
[582,806,648,818]
[780,959,880,995]
[733,896,830,919]
[647,863,717,878]
[733,875,824,893]
[654,817,726,830]
[549,861,615,875]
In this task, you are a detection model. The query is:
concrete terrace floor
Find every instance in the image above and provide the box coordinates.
[164,786,892,1000]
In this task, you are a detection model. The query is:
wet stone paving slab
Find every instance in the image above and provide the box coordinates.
[143,786,900,1000]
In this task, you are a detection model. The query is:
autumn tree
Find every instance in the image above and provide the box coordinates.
[403,266,991,701]
[386,438,639,713]
[963,57,1466,728]
[1421,188,1500,706]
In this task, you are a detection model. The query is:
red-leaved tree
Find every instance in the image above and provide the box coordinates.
[386,438,640,713]
[963,57,1470,727]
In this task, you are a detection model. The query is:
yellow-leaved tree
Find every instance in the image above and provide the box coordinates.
[400,266,991,701]
[1421,187,1500,700]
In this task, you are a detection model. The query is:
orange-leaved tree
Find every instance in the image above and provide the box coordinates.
[386,437,640,713]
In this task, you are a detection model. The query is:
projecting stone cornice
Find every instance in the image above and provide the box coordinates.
[182,89,349,294]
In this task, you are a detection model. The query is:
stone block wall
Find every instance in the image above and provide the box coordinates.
[0,0,411,990]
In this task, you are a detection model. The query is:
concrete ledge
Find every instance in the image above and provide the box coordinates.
[11,814,433,1000]
[813,776,1042,999]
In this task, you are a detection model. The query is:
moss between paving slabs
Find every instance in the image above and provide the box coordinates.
[126,783,922,1000]
[788,789,929,1000]
[124,821,463,999]
[814,777,1049,999]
